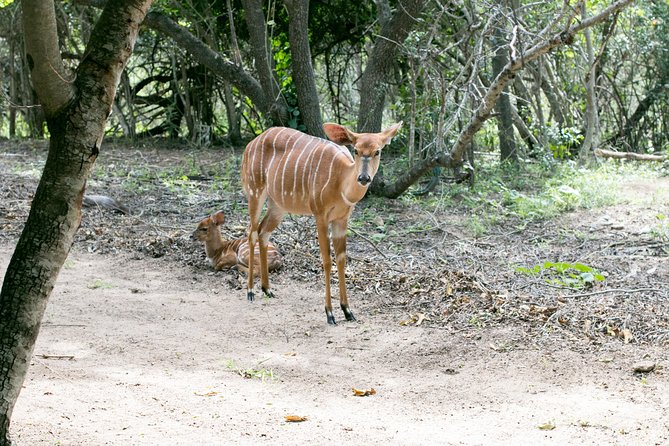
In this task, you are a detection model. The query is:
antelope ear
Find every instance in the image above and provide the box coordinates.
[323,123,357,145]
[212,211,225,226]
[381,121,403,146]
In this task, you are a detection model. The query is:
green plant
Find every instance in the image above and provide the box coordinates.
[225,359,276,382]
[651,213,669,242]
[87,279,113,289]
[516,261,605,289]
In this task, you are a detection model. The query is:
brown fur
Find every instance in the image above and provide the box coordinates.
[192,211,282,275]
[241,122,402,324]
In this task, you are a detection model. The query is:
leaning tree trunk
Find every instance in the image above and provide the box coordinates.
[0,1,151,444]
[357,0,426,133]
[284,0,324,138]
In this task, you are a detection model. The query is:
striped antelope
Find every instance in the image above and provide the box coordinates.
[192,211,282,275]
[241,122,402,324]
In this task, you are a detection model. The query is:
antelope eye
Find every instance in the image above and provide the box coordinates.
[373,151,380,157]
[353,148,359,156]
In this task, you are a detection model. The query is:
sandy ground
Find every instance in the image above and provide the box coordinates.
[3,245,668,446]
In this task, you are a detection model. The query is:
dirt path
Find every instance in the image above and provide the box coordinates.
[3,246,667,446]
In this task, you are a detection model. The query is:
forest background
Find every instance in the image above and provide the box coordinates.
[1,0,669,444]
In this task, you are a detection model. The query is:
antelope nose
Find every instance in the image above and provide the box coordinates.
[357,173,371,186]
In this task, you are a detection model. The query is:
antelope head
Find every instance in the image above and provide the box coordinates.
[323,122,403,187]
[192,210,226,242]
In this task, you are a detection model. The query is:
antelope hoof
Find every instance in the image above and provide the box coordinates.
[262,288,275,298]
[326,309,337,325]
[247,291,255,302]
[342,306,356,322]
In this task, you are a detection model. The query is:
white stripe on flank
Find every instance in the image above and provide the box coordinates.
[268,129,291,197]
[282,133,306,199]
[258,130,273,184]
[310,145,328,206]
[301,139,321,201]
[292,137,315,200]
[275,130,298,198]
[320,149,346,206]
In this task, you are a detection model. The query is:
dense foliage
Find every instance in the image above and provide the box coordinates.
[0,1,665,188]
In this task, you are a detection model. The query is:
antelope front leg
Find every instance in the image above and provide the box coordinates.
[332,219,356,322]
[316,217,336,325]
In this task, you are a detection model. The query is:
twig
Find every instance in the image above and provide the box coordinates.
[348,227,389,260]
[37,354,75,360]
[564,287,661,299]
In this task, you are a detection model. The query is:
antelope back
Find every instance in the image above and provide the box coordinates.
[242,127,354,214]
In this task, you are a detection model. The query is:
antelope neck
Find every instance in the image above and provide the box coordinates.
[342,164,369,205]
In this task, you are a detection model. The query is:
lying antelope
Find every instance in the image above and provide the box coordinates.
[192,211,282,275]
[241,122,402,324]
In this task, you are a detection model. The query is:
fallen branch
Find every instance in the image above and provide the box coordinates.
[594,148,667,162]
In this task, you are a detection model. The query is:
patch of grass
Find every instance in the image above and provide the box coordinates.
[432,161,662,236]
[651,213,669,243]
[225,359,276,382]
[87,279,113,289]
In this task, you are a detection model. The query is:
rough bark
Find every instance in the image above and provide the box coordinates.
[241,0,289,125]
[373,0,635,198]
[0,1,151,444]
[284,0,324,138]
[492,26,517,163]
[357,0,426,132]
[579,3,601,162]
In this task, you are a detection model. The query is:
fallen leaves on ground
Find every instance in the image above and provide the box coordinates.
[399,313,427,326]
[352,387,377,397]
[194,390,220,397]
[537,421,556,431]
[284,415,308,422]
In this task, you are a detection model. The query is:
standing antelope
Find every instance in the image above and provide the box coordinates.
[192,211,283,275]
[241,122,402,324]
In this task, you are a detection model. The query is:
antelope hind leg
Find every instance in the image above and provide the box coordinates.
[258,201,285,298]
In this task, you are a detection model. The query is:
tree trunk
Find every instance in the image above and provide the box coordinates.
[357,0,425,132]
[283,0,324,138]
[579,3,601,162]
[0,1,151,443]
[241,0,289,126]
[223,81,243,145]
[492,26,517,163]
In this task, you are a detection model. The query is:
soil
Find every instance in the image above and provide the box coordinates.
[1,140,668,445]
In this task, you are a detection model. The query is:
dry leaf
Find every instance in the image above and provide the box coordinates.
[194,391,219,397]
[352,387,376,397]
[538,421,556,431]
[399,313,428,326]
[284,415,308,422]
[415,313,426,326]
[622,329,633,344]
